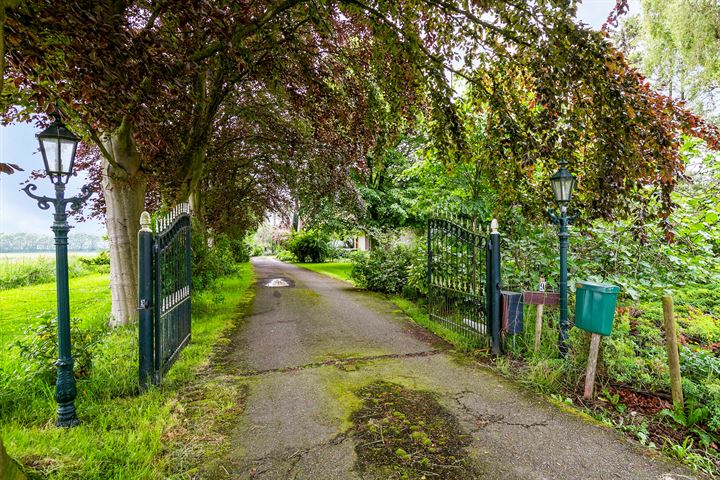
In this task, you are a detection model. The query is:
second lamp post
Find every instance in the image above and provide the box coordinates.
[549,160,576,357]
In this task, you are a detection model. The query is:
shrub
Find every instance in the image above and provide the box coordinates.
[285,229,330,263]
[275,249,297,262]
[191,221,237,290]
[351,245,412,294]
[406,241,428,295]
[325,242,344,262]
[402,284,420,300]
[11,312,105,384]
[78,250,111,266]
[227,236,251,263]
[680,347,720,382]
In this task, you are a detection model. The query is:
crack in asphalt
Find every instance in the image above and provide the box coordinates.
[451,391,551,432]
[237,349,446,377]
[285,432,349,479]
[244,432,350,478]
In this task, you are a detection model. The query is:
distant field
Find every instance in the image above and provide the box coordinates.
[0,251,108,291]
[0,251,102,263]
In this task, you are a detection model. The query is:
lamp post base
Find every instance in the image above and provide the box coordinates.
[54,358,79,428]
[56,404,79,428]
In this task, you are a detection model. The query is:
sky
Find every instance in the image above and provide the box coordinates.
[0,0,635,237]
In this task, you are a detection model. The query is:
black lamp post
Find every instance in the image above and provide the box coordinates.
[22,110,92,427]
[548,160,576,357]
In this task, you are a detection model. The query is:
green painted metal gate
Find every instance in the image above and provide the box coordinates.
[427,216,501,354]
[138,204,192,387]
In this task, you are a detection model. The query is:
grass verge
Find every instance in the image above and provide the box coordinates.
[0,263,255,479]
[389,296,481,352]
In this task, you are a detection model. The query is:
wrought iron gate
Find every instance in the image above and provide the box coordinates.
[138,204,192,387]
[427,216,501,353]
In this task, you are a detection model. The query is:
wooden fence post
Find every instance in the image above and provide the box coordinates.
[583,333,602,400]
[662,295,684,409]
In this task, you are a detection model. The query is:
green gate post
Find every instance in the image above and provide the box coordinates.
[138,211,154,389]
[427,219,432,308]
[490,219,502,355]
[185,214,192,342]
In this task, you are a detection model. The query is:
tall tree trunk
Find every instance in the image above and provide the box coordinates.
[101,120,146,327]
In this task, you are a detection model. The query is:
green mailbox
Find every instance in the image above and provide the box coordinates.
[574,281,620,336]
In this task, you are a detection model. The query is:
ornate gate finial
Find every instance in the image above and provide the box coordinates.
[140,211,152,232]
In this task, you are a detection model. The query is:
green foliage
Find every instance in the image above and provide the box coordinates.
[520,358,568,394]
[661,403,709,430]
[623,0,720,121]
[11,312,105,384]
[250,243,264,257]
[406,240,429,296]
[351,246,412,294]
[600,388,627,414]
[285,229,330,263]
[78,250,110,266]
[681,378,720,434]
[226,236,251,263]
[190,221,238,290]
[680,348,720,382]
[275,249,297,262]
[390,296,480,351]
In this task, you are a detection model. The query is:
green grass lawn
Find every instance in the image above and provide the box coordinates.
[294,262,353,283]
[0,263,255,479]
[0,273,112,336]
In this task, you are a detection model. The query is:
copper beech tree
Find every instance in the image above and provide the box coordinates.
[2,0,719,325]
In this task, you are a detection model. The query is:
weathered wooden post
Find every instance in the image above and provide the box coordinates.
[662,295,684,409]
[583,333,603,400]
